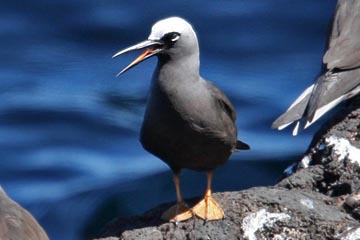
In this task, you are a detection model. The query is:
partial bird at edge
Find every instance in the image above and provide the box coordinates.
[272,0,360,136]
[0,186,49,240]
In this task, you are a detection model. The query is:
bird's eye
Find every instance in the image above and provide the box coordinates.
[162,32,181,43]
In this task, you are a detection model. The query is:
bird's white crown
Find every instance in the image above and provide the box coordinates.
[148,17,195,40]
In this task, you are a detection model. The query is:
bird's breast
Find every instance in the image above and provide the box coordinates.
[139,64,237,170]
[149,75,215,127]
[141,71,233,144]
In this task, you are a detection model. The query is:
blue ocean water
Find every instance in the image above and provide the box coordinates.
[0,0,337,239]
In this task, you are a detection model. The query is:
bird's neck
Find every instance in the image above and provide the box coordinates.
[156,53,200,84]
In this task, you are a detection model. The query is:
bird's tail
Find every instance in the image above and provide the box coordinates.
[236,140,250,150]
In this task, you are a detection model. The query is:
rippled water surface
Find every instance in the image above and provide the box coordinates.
[0,1,337,239]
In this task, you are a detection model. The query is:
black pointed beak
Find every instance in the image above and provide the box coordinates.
[112,40,163,76]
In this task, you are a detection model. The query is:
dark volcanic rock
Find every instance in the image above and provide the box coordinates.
[95,188,356,240]
[93,93,360,240]
[276,96,360,239]
[277,96,360,198]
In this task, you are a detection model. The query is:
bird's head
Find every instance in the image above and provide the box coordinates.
[113,17,199,76]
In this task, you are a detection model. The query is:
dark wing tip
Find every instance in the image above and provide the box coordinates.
[236,140,250,150]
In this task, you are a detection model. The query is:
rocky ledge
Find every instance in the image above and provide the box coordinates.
[94,97,360,240]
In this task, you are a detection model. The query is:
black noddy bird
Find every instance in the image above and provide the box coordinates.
[272,0,360,135]
[113,17,250,222]
[0,186,49,240]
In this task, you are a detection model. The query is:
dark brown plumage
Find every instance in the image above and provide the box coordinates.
[0,186,48,240]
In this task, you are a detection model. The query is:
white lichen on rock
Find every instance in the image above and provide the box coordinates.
[300,198,314,209]
[340,226,360,240]
[325,136,360,164]
[299,155,311,168]
[242,209,290,240]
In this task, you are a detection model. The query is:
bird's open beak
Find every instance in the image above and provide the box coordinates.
[112,40,163,76]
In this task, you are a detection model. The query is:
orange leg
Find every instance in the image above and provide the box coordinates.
[161,173,193,222]
[192,171,224,221]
